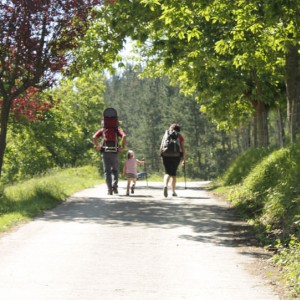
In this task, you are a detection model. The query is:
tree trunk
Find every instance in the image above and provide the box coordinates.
[235,128,241,153]
[241,124,251,151]
[252,115,258,147]
[252,100,269,147]
[285,44,300,143]
[0,96,13,177]
[277,107,285,148]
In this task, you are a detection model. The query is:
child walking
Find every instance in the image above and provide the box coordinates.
[123,150,145,196]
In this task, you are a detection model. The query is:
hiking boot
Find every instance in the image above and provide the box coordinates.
[172,192,177,197]
[163,187,168,198]
[131,184,135,194]
[112,186,118,194]
[126,191,129,196]
[108,189,113,195]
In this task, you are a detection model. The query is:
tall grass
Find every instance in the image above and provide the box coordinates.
[0,166,102,232]
[221,147,273,185]
[217,143,300,297]
[227,145,300,240]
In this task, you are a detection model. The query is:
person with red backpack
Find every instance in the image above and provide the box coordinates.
[93,108,126,195]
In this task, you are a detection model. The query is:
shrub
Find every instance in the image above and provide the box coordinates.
[227,144,300,240]
[215,144,300,296]
[222,147,272,185]
[273,237,300,296]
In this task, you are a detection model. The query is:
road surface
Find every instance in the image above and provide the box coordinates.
[0,181,281,299]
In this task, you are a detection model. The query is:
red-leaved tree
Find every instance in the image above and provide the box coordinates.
[11,87,55,122]
[0,0,102,177]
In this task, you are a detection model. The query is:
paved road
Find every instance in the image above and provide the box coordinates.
[0,181,280,300]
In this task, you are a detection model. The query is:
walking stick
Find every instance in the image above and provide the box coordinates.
[183,163,187,189]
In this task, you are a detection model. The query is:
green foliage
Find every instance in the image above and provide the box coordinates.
[37,73,105,166]
[219,143,300,296]
[82,0,288,134]
[0,166,101,232]
[226,143,300,241]
[2,72,105,182]
[3,128,54,182]
[222,147,273,185]
[273,237,300,296]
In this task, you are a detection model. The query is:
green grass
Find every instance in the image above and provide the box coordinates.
[273,237,300,297]
[0,166,102,232]
[222,147,273,185]
[226,145,300,241]
[215,143,300,297]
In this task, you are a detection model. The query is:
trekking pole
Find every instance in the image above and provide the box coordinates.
[183,163,187,189]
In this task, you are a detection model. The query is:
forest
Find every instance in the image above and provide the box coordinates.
[0,1,300,295]
[0,64,290,183]
[1,0,299,182]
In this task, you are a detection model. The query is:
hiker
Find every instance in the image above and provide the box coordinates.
[160,123,186,197]
[123,150,145,196]
[93,108,126,195]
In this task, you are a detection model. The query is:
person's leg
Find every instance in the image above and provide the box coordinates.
[131,178,136,194]
[102,153,112,194]
[171,157,181,196]
[171,176,176,192]
[111,153,119,193]
[162,157,171,197]
[171,176,177,196]
[163,174,170,197]
[164,174,170,186]
[126,178,130,195]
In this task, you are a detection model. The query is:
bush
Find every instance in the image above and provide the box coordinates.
[273,237,300,296]
[225,144,300,240]
[219,144,300,297]
[222,147,272,185]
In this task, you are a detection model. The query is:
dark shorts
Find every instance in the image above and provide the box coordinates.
[162,156,181,176]
[126,173,136,179]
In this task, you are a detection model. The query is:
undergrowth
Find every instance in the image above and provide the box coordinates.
[222,147,273,185]
[218,143,300,297]
[273,237,300,296]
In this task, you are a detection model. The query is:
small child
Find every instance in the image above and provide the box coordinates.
[123,150,145,196]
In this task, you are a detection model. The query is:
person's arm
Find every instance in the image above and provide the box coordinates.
[118,129,126,152]
[93,130,102,151]
[119,135,126,151]
[136,159,145,166]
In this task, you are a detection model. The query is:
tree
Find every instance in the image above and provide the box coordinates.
[0,0,101,177]
[214,0,300,143]
[77,0,294,147]
[30,72,105,168]
[11,87,55,122]
[3,72,105,182]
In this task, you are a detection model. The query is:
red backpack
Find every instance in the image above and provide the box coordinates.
[101,108,119,152]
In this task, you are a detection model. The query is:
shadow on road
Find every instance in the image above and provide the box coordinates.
[40,185,262,254]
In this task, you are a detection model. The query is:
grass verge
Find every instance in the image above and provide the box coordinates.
[213,144,300,298]
[0,166,102,232]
